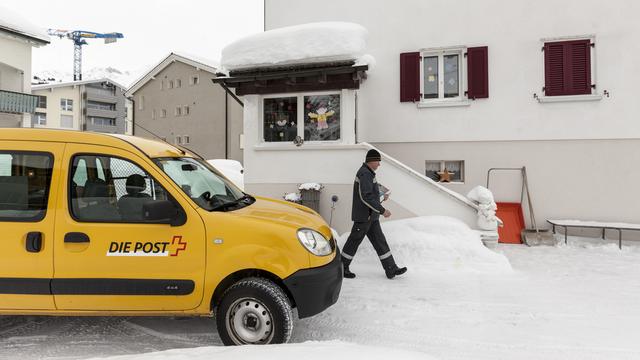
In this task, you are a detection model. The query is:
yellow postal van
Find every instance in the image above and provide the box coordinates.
[0,129,342,345]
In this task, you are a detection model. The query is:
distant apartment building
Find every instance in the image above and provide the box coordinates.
[0,8,49,127]
[126,52,243,161]
[31,78,131,134]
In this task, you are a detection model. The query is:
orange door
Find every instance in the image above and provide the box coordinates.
[496,202,525,244]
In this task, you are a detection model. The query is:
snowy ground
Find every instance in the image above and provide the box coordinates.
[1,217,640,360]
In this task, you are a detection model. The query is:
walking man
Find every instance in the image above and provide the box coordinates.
[341,149,407,279]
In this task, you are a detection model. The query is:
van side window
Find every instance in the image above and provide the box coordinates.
[70,155,171,223]
[0,151,53,222]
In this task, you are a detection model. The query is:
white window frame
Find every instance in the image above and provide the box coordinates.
[184,135,190,144]
[176,79,182,88]
[425,160,465,184]
[183,105,190,115]
[60,98,74,112]
[34,112,46,126]
[191,76,199,85]
[419,46,469,108]
[175,106,182,116]
[161,109,167,118]
[260,91,343,146]
[175,136,182,144]
[537,34,602,103]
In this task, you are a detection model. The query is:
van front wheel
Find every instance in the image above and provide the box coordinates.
[216,277,293,345]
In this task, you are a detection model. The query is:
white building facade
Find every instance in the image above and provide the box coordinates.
[31,79,131,134]
[262,0,640,233]
[0,9,49,127]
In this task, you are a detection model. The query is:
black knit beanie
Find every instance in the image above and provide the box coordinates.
[365,149,381,162]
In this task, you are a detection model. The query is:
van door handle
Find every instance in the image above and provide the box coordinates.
[26,232,43,253]
[64,232,90,243]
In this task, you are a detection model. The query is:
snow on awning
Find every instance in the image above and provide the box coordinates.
[221,22,368,72]
[0,5,50,44]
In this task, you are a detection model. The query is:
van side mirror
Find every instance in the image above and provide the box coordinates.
[143,200,186,226]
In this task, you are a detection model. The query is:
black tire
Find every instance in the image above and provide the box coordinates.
[216,277,293,345]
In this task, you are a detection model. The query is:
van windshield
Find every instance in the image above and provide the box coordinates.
[154,157,252,212]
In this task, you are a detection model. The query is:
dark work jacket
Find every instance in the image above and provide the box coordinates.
[351,163,386,222]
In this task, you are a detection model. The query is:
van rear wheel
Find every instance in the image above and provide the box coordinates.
[216,277,293,345]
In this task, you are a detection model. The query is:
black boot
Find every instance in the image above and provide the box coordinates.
[381,255,407,279]
[341,255,356,279]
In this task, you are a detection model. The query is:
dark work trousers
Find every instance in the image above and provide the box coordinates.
[341,219,395,269]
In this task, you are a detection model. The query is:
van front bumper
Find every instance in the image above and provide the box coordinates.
[283,250,343,319]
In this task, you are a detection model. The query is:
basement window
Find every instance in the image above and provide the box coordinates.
[425,160,464,183]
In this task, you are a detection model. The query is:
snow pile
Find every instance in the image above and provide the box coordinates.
[0,5,49,42]
[207,159,244,190]
[284,192,301,202]
[466,186,498,231]
[298,182,323,191]
[91,341,434,360]
[221,22,368,71]
[340,216,512,273]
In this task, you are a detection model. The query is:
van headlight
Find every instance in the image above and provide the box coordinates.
[297,229,332,256]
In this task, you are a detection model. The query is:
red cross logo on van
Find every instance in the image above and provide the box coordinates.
[170,236,187,257]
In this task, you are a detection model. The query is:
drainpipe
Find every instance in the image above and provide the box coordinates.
[224,91,229,159]
[128,96,135,136]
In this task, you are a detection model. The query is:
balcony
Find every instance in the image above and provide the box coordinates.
[0,90,38,114]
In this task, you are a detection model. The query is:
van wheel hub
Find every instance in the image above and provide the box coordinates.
[227,297,273,344]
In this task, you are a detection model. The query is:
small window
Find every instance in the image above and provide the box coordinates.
[160,80,165,90]
[32,112,47,126]
[421,49,463,101]
[69,155,173,223]
[37,96,47,109]
[61,98,73,111]
[60,115,73,128]
[176,79,182,88]
[169,80,174,89]
[184,135,190,144]
[175,106,182,116]
[304,94,340,141]
[191,76,199,85]
[138,96,144,110]
[425,160,464,183]
[175,136,182,144]
[161,109,167,118]
[152,109,156,120]
[183,105,190,115]
[263,97,297,142]
[0,151,54,222]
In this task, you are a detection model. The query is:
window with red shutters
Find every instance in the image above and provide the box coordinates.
[544,39,592,96]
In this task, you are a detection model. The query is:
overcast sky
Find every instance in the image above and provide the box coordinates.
[7,0,264,77]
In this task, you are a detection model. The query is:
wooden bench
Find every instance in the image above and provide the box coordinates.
[547,219,640,249]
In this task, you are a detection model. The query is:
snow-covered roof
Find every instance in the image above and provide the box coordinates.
[32,78,127,91]
[0,5,50,44]
[126,52,219,96]
[221,22,368,72]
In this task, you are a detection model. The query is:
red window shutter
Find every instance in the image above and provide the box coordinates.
[568,40,591,95]
[544,39,591,96]
[400,52,420,102]
[467,46,489,99]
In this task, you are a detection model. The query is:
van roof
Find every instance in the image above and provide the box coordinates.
[0,129,194,159]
